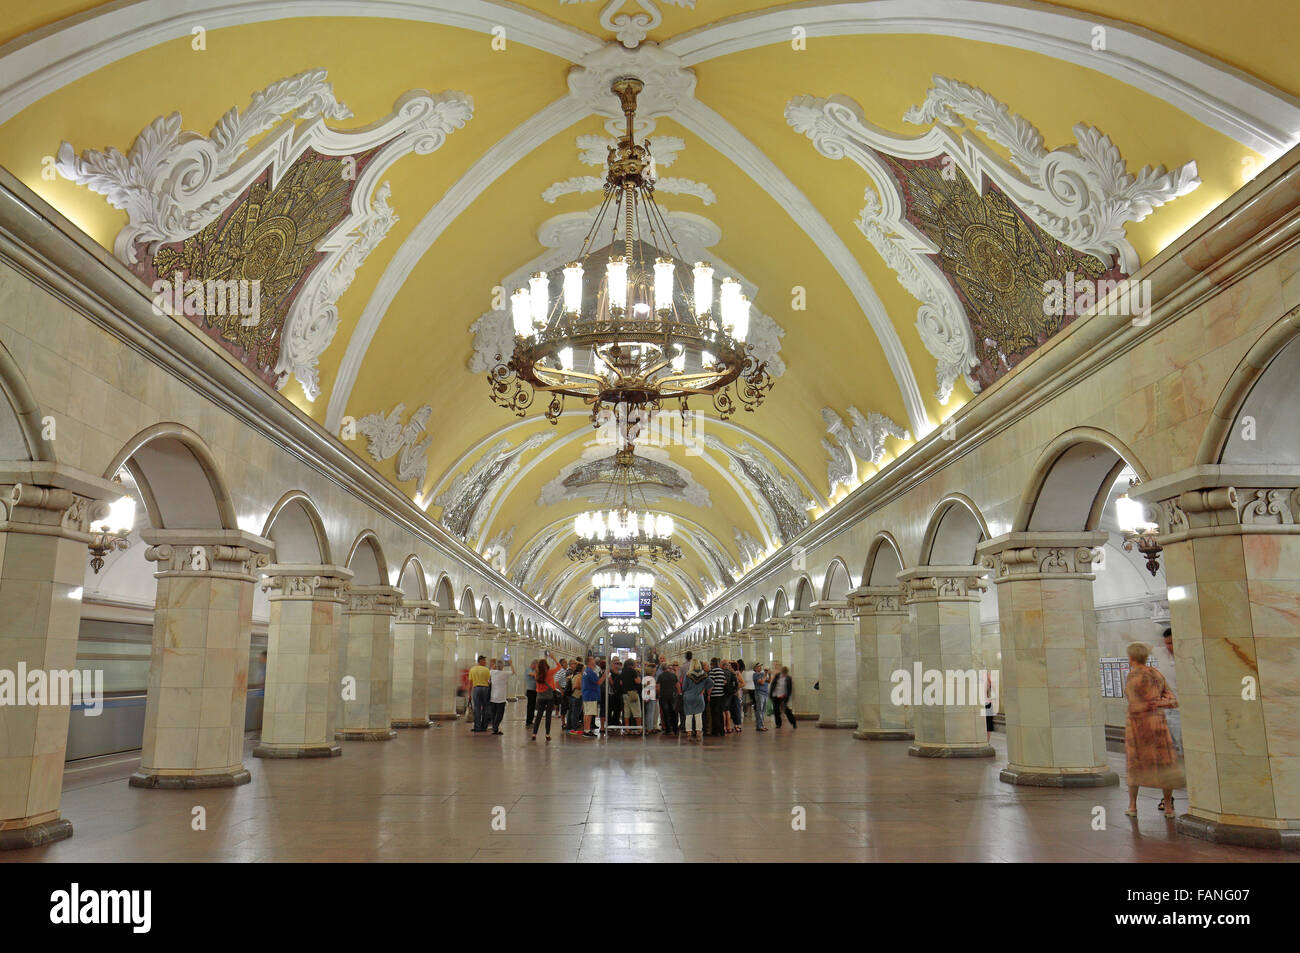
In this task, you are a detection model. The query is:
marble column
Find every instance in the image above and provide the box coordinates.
[1133,478,1300,850]
[978,533,1117,787]
[337,585,401,741]
[771,622,792,674]
[813,602,858,728]
[739,629,757,669]
[788,610,820,721]
[254,564,351,758]
[134,528,273,787]
[0,479,114,849]
[898,567,995,758]
[752,623,773,669]
[392,599,434,729]
[426,609,460,721]
[849,585,913,741]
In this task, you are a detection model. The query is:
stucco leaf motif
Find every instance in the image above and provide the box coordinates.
[355,402,433,487]
[845,407,909,464]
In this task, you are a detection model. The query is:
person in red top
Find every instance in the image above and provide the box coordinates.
[531,650,560,742]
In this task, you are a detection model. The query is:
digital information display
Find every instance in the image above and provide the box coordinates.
[638,588,653,619]
[599,587,640,618]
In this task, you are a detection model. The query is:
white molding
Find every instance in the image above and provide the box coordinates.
[56,70,473,400]
[426,409,825,509]
[672,96,931,437]
[561,0,697,50]
[786,79,1200,400]
[355,402,433,487]
[0,0,602,125]
[662,0,1300,157]
[324,94,590,432]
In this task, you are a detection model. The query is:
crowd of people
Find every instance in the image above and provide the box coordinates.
[463,651,799,742]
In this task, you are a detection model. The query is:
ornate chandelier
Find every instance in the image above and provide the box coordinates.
[566,447,682,565]
[488,76,773,428]
[592,568,655,589]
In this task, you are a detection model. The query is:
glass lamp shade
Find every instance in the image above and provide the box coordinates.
[91,495,136,535]
[1115,495,1153,532]
[510,289,531,337]
[558,346,574,371]
[606,258,629,311]
[562,262,584,314]
[733,295,751,344]
[719,277,742,332]
[654,258,674,311]
[671,346,685,372]
[529,272,549,328]
[692,262,713,318]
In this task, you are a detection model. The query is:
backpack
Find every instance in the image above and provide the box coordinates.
[724,667,738,695]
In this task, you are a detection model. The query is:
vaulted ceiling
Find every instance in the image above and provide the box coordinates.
[3,0,1297,643]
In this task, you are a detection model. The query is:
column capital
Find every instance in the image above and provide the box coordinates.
[848,585,907,615]
[810,600,854,623]
[787,609,816,627]
[261,563,353,600]
[1130,466,1300,542]
[431,608,462,625]
[4,484,99,537]
[976,531,1107,582]
[142,528,273,581]
[395,599,437,623]
[897,565,988,603]
[344,584,403,615]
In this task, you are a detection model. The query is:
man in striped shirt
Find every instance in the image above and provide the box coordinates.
[708,658,727,737]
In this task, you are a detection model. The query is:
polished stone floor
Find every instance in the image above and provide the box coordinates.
[6,711,1295,863]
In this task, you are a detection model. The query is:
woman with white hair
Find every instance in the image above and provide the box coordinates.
[1123,641,1184,818]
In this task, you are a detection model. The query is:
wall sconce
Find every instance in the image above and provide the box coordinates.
[88,492,135,574]
[1116,489,1162,577]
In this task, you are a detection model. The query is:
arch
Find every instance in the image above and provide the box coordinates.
[344,530,388,586]
[755,597,769,623]
[792,575,815,611]
[1015,428,1151,533]
[397,555,429,601]
[261,491,331,564]
[494,603,505,628]
[433,573,456,610]
[862,532,906,586]
[730,611,740,633]
[479,595,493,623]
[459,586,476,616]
[507,610,516,633]
[103,423,237,530]
[820,556,854,600]
[0,338,52,462]
[742,604,754,628]
[1198,308,1300,465]
[919,494,990,566]
[771,588,789,617]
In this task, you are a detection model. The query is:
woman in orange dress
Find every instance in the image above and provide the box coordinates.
[1124,642,1185,818]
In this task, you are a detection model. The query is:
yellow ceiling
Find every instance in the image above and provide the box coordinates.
[1,0,1296,641]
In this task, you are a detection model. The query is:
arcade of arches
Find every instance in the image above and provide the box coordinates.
[0,1,1299,863]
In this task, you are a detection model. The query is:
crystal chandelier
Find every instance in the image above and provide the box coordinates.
[566,447,682,565]
[488,76,774,428]
[592,568,655,589]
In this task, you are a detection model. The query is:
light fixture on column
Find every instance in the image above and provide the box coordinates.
[88,490,136,574]
[1116,488,1162,577]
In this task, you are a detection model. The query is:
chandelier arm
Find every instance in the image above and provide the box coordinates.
[578,187,619,262]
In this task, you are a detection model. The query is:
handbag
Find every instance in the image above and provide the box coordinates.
[765,697,774,715]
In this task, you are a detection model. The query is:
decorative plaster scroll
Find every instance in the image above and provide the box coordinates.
[57,69,473,400]
[355,403,433,487]
[734,529,765,566]
[481,530,514,575]
[541,174,715,204]
[538,442,711,508]
[819,406,905,494]
[701,434,809,542]
[434,433,556,543]
[567,40,696,125]
[511,529,562,588]
[577,133,684,166]
[787,77,1199,401]
[902,76,1200,270]
[564,2,696,51]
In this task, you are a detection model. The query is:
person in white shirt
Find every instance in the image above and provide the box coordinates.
[740,660,756,715]
[489,658,514,735]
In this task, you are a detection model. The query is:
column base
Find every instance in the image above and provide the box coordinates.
[335,729,398,741]
[908,742,995,758]
[854,728,914,741]
[817,719,858,729]
[428,713,458,721]
[253,742,342,758]
[0,817,73,850]
[999,766,1119,788]
[392,719,431,729]
[793,711,820,721]
[129,768,251,789]
[1176,814,1300,852]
